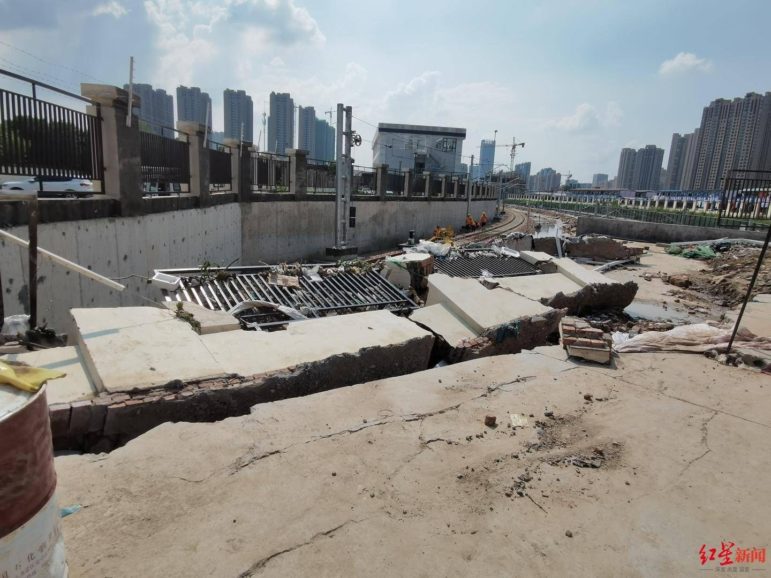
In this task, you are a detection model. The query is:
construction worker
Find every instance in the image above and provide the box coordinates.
[465,213,477,230]
[479,211,488,227]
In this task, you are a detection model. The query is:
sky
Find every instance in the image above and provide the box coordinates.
[0,0,769,182]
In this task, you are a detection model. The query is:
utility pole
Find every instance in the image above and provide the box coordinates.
[328,104,359,256]
[126,56,134,128]
[467,154,474,216]
[335,103,344,249]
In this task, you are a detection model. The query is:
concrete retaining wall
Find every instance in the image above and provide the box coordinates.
[1,199,496,330]
[240,198,496,266]
[577,216,768,244]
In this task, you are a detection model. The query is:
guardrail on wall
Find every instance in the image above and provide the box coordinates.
[139,126,189,195]
[0,68,103,190]
[250,151,289,193]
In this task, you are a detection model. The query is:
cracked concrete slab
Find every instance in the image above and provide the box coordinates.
[55,350,770,577]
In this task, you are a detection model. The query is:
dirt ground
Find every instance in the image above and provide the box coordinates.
[55,347,770,577]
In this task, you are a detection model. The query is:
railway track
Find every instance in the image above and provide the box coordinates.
[362,208,530,262]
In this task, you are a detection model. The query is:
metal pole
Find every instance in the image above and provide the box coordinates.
[28,197,38,328]
[467,154,474,216]
[334,103,344,248]
[343,105,352,248]
[726,222,771,356]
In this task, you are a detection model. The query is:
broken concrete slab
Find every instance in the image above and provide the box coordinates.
[426,274,554,335]
[1,345,97,404]
[381,253,434,290]
[410,303,476,347]
[71,307,225,393]
[163,300,240,335]
[54,351,770,577]
[200,310,432,379]
[51,310,434,451]
[495,273,582,302]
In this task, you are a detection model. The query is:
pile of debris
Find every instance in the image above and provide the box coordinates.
[670,246,770,307]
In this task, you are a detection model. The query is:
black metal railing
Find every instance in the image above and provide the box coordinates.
[411,173,427,196]
[139,128,189,193]
[719,169,771,223]
[307,159,335,193]
[250,152,289,192]
[430,176,443,197]
[208,141,231,191]
[0,69,103,185]
[353,166,376,195]
[386,170,404,196]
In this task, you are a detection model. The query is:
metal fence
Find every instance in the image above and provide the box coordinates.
[720,169,771,223]
[139,128,189,193]
[353,166,376,195]
[411,173,427,196]
[250,152,289,192]
[0,69,103,184]
[430,176,443,197]
[507,196,769,231]
[307,159,335,193]
[208,141,231,192]
[386,170,404,196]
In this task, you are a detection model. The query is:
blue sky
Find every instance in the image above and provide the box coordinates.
[0,0,769,181]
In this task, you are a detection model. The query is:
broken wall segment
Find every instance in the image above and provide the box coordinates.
[50,312,434,451]
[531,235,644,261]
[419,274,565,361]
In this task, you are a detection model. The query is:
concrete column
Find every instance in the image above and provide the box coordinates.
[375,164,388,200]
[177,121,210,206]
[286,148,308,198]
[452,177,459,198]
[424,172,431,197]
[440,175,448,198]
[223,139,251,201]
[81,84,143,216]
[404,169,413,198]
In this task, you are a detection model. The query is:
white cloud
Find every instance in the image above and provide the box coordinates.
[92,1,128,18]
[143,0,324,88]
[547,102,623,133]
[659,52,713,76]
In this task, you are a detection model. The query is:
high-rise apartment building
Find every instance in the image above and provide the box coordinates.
[176,86,211,130]
[124,83,174,137]
[223,89,253,142]
[297,106,316,154]
[689,92,771,190]
[478,139,496,180]
[530,167,561,192]
[314,118,335,162]
[632,145,664,190]
[679,129,700,190]
[268,92,295,154]
[616,145,663,190]
[616,148,637,189]
[514,162,531,183]
[591,173,608,187]
[665,133,688,190]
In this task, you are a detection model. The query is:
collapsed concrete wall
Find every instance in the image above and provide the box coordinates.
[576,216,767,244]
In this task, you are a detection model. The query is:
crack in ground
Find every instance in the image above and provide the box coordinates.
[612,375,770,429]
[237,518,367,576]
[676,410,717,480]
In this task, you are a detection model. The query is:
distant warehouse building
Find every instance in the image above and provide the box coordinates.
[372,123,466,174]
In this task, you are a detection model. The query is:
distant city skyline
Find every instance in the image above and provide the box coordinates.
[2,0,768,180]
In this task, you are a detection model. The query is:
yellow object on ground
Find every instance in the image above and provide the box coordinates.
[0,360,66,393]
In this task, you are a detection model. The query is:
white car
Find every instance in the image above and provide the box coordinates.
[0,176,94,198]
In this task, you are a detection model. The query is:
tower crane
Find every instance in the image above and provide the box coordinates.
[483,137,526,171]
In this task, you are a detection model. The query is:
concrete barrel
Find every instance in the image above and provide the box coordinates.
[0,384,68,577]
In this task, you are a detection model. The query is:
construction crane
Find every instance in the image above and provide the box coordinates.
[482,137,526,171]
